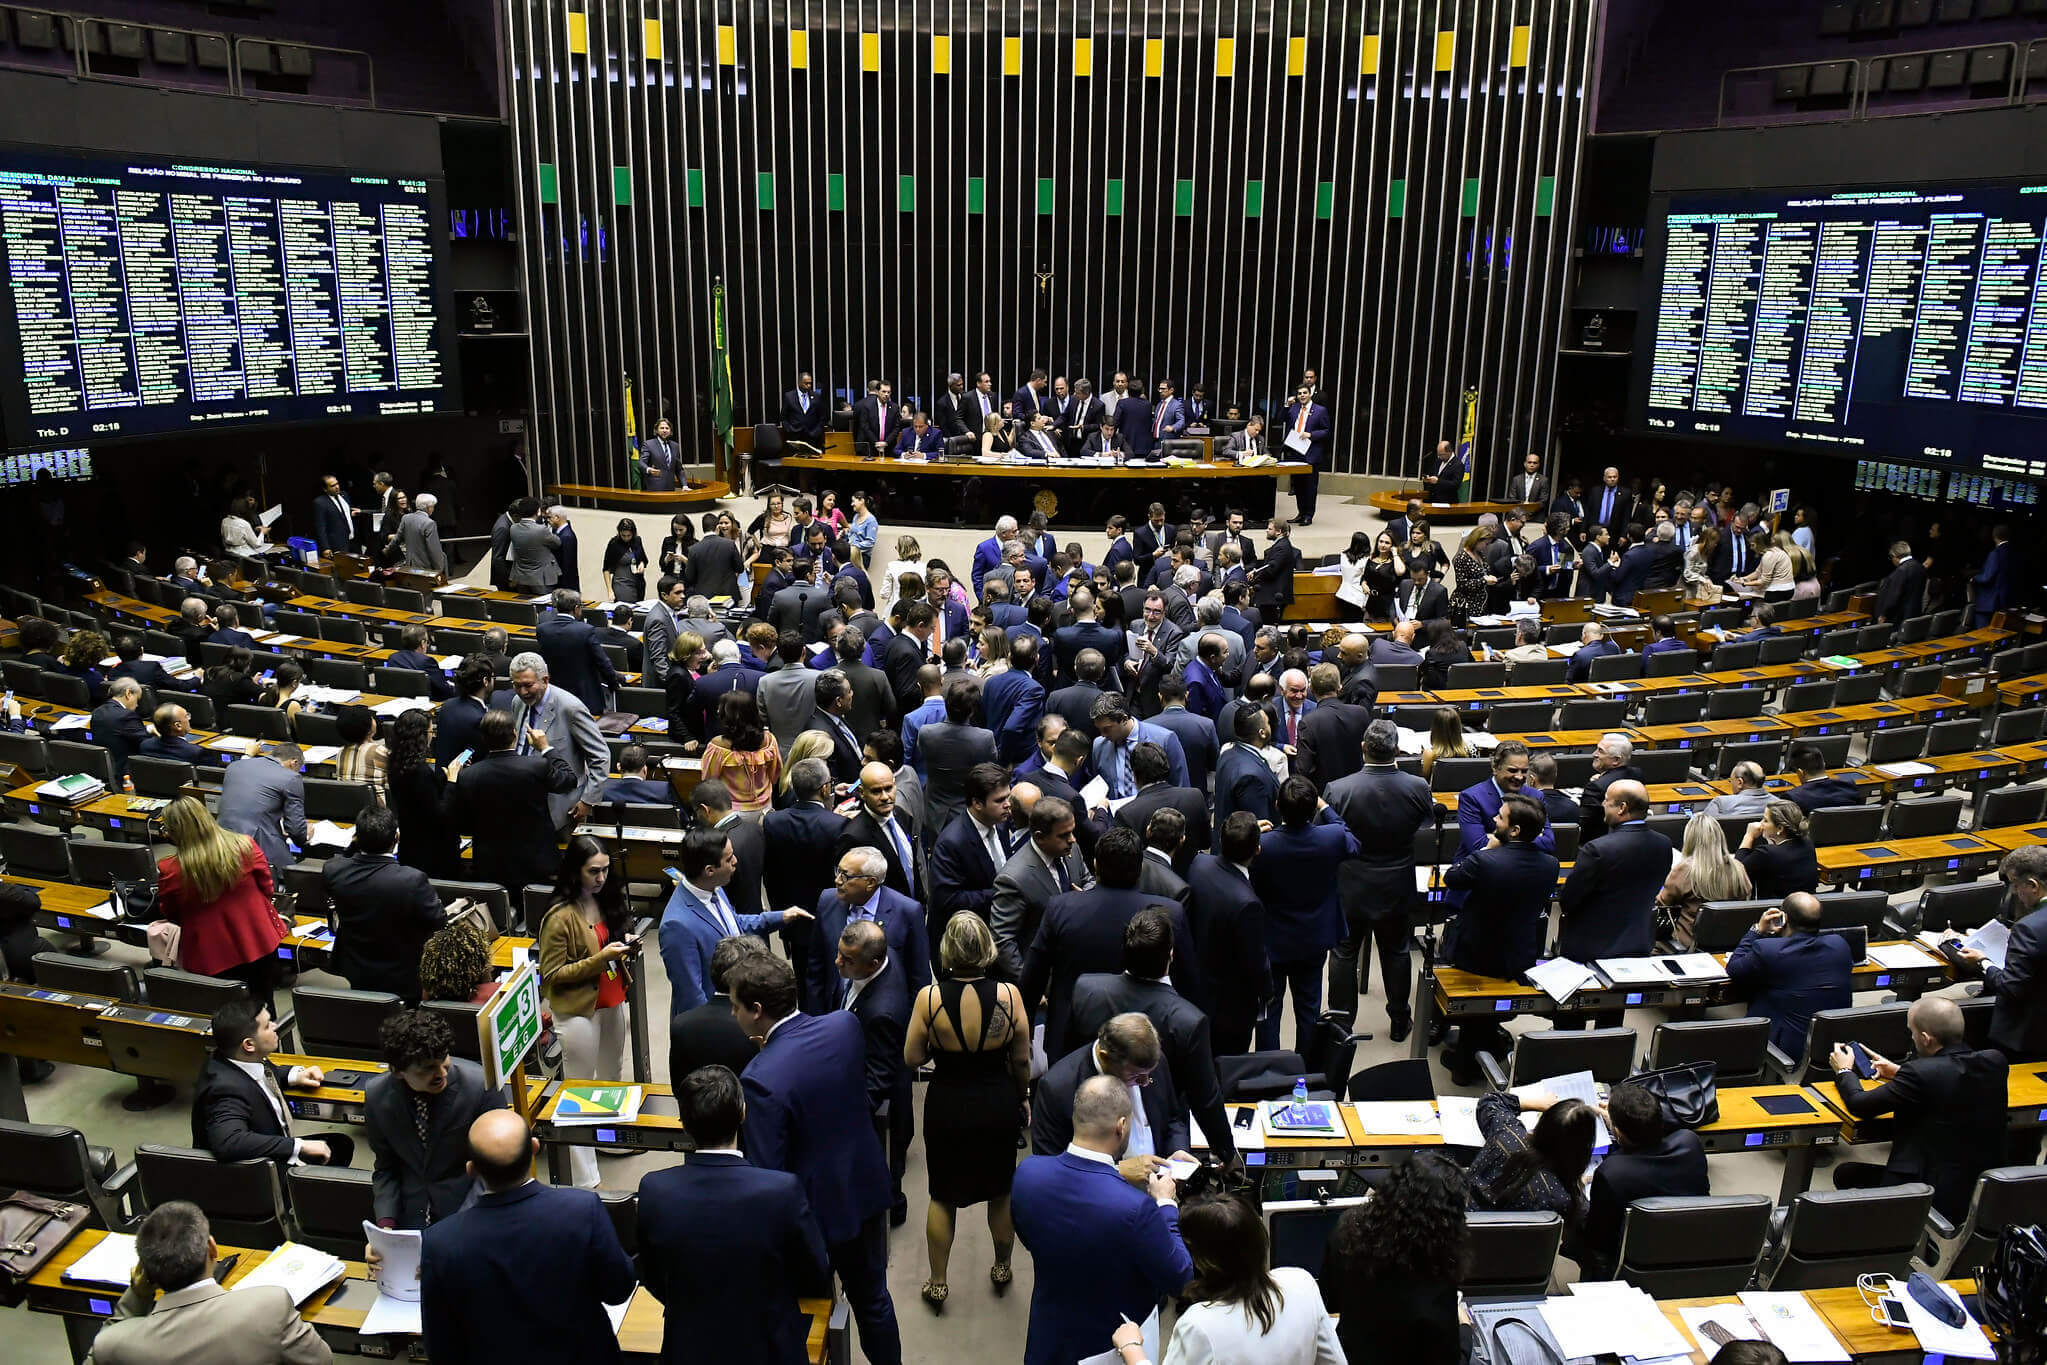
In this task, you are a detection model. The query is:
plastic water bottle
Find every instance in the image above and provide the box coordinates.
[1290,1076,1309,1122]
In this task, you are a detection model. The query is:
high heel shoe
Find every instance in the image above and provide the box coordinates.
[990,1262,1013,1295]
[920,1281,948,1312]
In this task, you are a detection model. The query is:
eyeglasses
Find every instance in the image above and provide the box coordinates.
[834,870,876,884]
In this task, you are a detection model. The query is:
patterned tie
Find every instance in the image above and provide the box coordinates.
[518,703,535,755]
[1154,405,1165,438]
[261,1067,296,1139]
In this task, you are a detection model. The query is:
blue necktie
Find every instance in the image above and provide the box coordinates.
[1601,489,1614,523]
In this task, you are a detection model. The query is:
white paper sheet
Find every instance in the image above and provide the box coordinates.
[1866,942,1939,969]
[1597,957,1669,984]
[1437,1096,1485,1147]
[230,1242,346,1306]
[307,819,353,847]
[1527,957,1597,1003]
[360,1290,423,1335]
[604,1287,638,1337]
[48,712,91,732]
[1078,775,1111,808]
[1964,918,2011,969]
[362,1220,423,1302]
[1078,1308,1159,1365]
[1664,952,1732,981]
[1351,1101,1444,1136]
[1514,1071,1613,1148]
[1875,761,1934,777]
[62,1233,139,1287]
[1282,428,1313,455]
[1738,1291,1852,1362]
[1894,1279,1995,1359]
[258,504,284,527]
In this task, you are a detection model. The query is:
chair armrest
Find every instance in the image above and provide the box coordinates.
[100,1161,142,1222]
[272,1007,297,1051]
[1764,1041,1798,1084]
[1478,1051,1509,1090]
[1925,1208,1957,1241]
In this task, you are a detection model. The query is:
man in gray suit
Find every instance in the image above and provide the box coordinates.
[915,679,998,853]
[992,792,1092,977]
[642,574,686,686]
[506,497,561,592]
[1220,414,1269,462]
[84,1201,332,1365]
[395,494,448,576]
[217,744,308,875]
[681,595,733,649]
[507,650,609,830]
[757,631,820,753]
[363,1009,507,1234]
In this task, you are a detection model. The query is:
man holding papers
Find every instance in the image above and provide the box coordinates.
[1280,383,1332,525]
[1959,846,2047,1062]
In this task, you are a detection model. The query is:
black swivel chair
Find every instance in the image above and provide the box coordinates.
[1586,652,1645,684]
[46,740,116,787]
[1508,659,1569,685]
[1616,1195,1775,1296]
[1781,680,1839,713]
[31,951,140,1001]
[431,879,514,934]
[1924,717,1982,757]
[1479,1028,1637,1090]
[286,1164,379,1259]
[127,755,197,798]
[0,1119,140,1230]
[1631,749,1692,783]
[1679,900,1780,953]
[616,685,669,717]
[0,823,77,877]
[1707,689,1768,721]
[1920,1166,2047,1278]
[142,967,294,1045]
[307,658,370,690]
[1643,693,1706,726]
[1991,707,2044,745]
[423,1000,485,1061]
[225,704,291,740]
[70,839,156,887]
[1807,805,1885,846]
[1974,782,2047,830]
[1345,1059,1435,1102]
[291,985,403,1061]
[1558,699,1628,731]
[303,778,377,823]
[1762,1184,1935,1289]
[1908,879,2006,936]
[133,1143,292,1248]
[1882,794,1965,839]
[1431,756,1495,794]
[1865,725,1930,765]
[370,668,429,698]
[1485,701,1555,733]
[1771,1002,1915,1085]
[1643,1017,1771,1087]
[0,730,49,775]
[40,672,92,709]
[1644,648,1700,678]
[1462,1211,1565,1298]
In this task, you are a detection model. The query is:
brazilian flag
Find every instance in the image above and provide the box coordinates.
[623,374,642,490]
[1456,387,1478,502]
[709,277,733,457]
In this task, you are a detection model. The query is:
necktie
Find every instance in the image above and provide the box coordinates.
[884,818,910,878]
[1734,541,1745,574]
[985,825,1006,868]
[412,1092,433,1220]
[1054,856,1073,894]
[1294,405,1307,435]
[708,888,738,936]
[261,1067,296,1138]
[1287,707,1299,746]
[1112,742,1137,799]
[1601,489,1614,523]
[518,703,536,755]
[1153,405,1165,438]
[800,392,809,412]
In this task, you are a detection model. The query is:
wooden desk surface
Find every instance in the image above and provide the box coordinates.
[1701,1084,1839,1137]
[786,451,1310,480]
[2,870,118,915]
[539,1078,687,1131]
[1816,827,2010,875]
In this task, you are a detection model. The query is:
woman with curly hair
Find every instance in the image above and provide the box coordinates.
[418,921,497,1004]
[1322,1153,1469,1365]
[1160,1188,1344,1364]
[59,628,108,701]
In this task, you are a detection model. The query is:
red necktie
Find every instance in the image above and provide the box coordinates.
[1153,406,1165,438]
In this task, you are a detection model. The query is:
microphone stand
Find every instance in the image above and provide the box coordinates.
[1409,803,1448,1061]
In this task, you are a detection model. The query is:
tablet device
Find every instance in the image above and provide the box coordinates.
[1753,1093,1816,1116]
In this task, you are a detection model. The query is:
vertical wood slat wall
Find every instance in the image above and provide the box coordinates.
[505,0,1596,499]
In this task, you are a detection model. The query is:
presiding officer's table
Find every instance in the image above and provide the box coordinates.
[781,449,1314,521]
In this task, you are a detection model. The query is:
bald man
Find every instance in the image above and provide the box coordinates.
[1727,892,1854,1058]
[1558,779,1668,967]
[1825,996,2009,1220]
[420,1111,635,1363]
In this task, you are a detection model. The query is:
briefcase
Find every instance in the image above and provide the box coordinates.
[0,1189,90,1299]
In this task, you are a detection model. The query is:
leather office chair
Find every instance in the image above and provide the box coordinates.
[1927,608,1965,635]
[1643,693,1706,726]
[305,657,370,690]
[47,740,115,787]
[1431,756,1494,794]
[1763,1184,1934,1289]
[1919,1166,2047,1279]
[1715,740,1784,779]
[1345,1059,1435,1103]
[142,967,294,1044]
[272,610,323,637]
[486,600,539,628]
[1909,879,2005,936]
[340,580,386,608]
[1642,813,1690,847]
[1771,1002,1914,1085]
[1411,824,1461,867]
[1830,672,1884,706]
[1644,1018,1770,1087]
[437,596,490,623]
[0,822,76,878]
[1894,615,1932,644]
[1551,754,1596,788]
[1548,823,1581,862]
[1816,889,1890,936]
[1558,699,1628,731]
[1447,661,1507,688]
[292,986,402,1061]
[1892,663,1944,699]
[0,1119,140,1230]
[1217,1050,1325,1102]
[1975,782,2047,831]
[1480,1028,1637,1090]
[159,689,216,729]
[134,1143,293,1247]
[1758,635,1807,665]
[1803,733,1854,767]
[293,710,343,747]
[1508,659,1569,685]
[383,588,427,613]
[1586,652,1644,683]
[0,730,48,776]
[287,1164,378,1259]
[223,704,290,741]
[599,1188,639,1255]
[40,672,92,710]
[1707,688,1768,721]
[432,879,514,934]
[31,951,139,1001]
[423,1000,485,1061]
[1709,642,1762,670]
[1462,1211,1564,1298]
[1372,664,1420,691]
[1631,749,1691,784]
[1923,718,1981,757]
[0,659,44,699]
[70,837,155,886]
[1991,707,2044,746]
[127,754,196,798]
[1882,793,1964,839]
[1617,1195,1774,1296]
[370,667,429,699]
[433,629,484,656]
[1957,994,1997,1050]
[1485,701,1554,733]
[1808,805,1885,846]
[617,686,668,718]
[303,777,376,823]
[1700,606,1748,632]
[1855,624,1895,652]
[1780,680,1839,713]
[1644,648,1700,678]
[317,617,368,646]
[1389,706,1442,731]
[1687,899,1781,953]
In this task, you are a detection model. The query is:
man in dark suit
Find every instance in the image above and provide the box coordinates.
[993,793,1094,977]
[638,1064,830,1365]
[1591,466,1637,538]
[759,759,847,1006]
[933,372,972,439]
[928,763,1016,932]
[836,918,915,1224]
[1051,590,1125,685]
[1564,621,1621,684]
[882,602,936,717]
[387,624,455,701]
[1022,829,1198,1061]
[1251,517,1301,618]
[1423,438,1465,505]
[1973,522,2017,627]
[364,1009,508,1231]
[1959,846,2047,1062]
[1875,539,1926,623]
[1112,744,1209,870]
[1113,381,1155,457]
[1394,558,1449,623]
[140,702,207,763]
[686,523,747,602]
[779,372,828,447]
[88,676,149,789]
[598,745,677,807]
[832,628,895,738]
[1295,663,1370,789]
[1148,677,1220,792]
[325,807,445,1002]
[431,659,497,765]
[1029,1013,1191,1160]
[1784,743,1864,814]
[1575,1083,1709,1280]
[1550,476,1587,526]
[958,371,1001,435]
[805,842,932,1013]
[1557,781,1669,964]
[535,588,619,715]
[1726,892,1858,1059]
[420,1110,636,1363]
[1826,996,2009,1221]
[1576,731,1643,839]
[1025,729,1111,862]
[731,954,902,1365]
[640,415,684,487]
[914,679,998,844]
[1282,383,1335,523]
[1184,812,1273,1055]
[838,760,923,903]
[206,601,257,649]
[1325,719,1436,1039]
[1508,451,1550,509]
[669,936,763,1085]
[1525,514,1576,599]
[106,635,175,692]
[687,639,762,741]
[1012,368,1049,425]
[1443,793,1563,1081]
[850,381,900,458]
[1528,752,1582,830]
[1129,503,1174,580]
[1046,651,1110,731]
[312,472,355,553]
[768,570,832,641]
[452,709,580,896]
[193,1001,355,1169]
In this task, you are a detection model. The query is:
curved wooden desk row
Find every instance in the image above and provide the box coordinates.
[1366,489,1542,521]
[783,450,1312,481]
[545,479,733,511]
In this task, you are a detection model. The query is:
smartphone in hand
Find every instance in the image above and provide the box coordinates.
[1849,1041,1876,1080]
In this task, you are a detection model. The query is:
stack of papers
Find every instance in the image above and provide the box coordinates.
[1866,942,1940,970]
[1541,1281,1692,1361]
[1527,957,1598,1003]
[46,712,91,733]
[35,771,105,804]
[207,735,253,752]
[361,1222,423,1335]
[1960,919,2011,969]
[293,684,362,706]
[371,697,434,717]
[553,1084,645,1126]
[1876,760,1934,777]
[1351,1101,1443,1136]
[62,1233,139,1287]
[1737,1291,1851,1361]
[1597,954,1729,985]
[299,745,342,767]
[306,820,354,847]
[1513,1071,1613,1148]
[1437,1095,1485,1146]
[230,1242,346,1305]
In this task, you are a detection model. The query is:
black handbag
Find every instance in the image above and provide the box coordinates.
[1629,1060,1718,1129]
[110,876,157,925]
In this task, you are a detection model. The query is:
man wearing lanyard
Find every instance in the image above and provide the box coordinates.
[658,827,812,1013]
[1283,384,1332,526]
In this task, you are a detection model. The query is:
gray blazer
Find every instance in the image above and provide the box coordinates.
[641,601,679,685]
[508,518,562,590]
[216,755,307,876]
[365,1057,507,1227]
[991,840,1091,977]
[397,510,446,574]
[84,1278,331,1365]
[756,666,820,754]
[521,683,610,828]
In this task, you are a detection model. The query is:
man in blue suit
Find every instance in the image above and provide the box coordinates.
[1013,1074,1194,1365]
[1051,589,1126,685]
[927,763,1017,931]
[1972,524,2015,626]
[1526,514,1576,598]
[837,918,916,1224]
[1147,378,1188,448]
[732,954,902,1365]
[1213,707,1279,837]
[1281,382,1334,525]
[206,601,257,649]
[1443,792,1564,1081]
[638,1064,830,1365]
[1114,380,1156,457]
[780,374,829,447]
[1013,368,1049,425]
[1565,620,1621,683]
[385,623,455,701]
[420,1110,635,1364]
[1726,892,1854,1057]
[659,827,812,1012]
[805,845,931,1012]
[983,633,1047,764]
[1449,742,1554,908]
[1253,777,1361,1051]
[891,410,944,456]
[687,639,761,741]
[1089,694,1189,797]
[970,516,1019,599]
[1149,675,1220,792]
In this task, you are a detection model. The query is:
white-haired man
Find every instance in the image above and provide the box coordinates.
[508,650,608,829]
[396,493,446,575]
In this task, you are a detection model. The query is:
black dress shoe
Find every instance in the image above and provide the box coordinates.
[1387,1014,1412,1044]
[890,1201,909,1228]
[1427,1015,1451,1047]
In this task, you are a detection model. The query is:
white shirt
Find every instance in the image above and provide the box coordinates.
[970,814,1008,868]
[763,1012,799,1046]
[1064,1142,1117,1167]
[843,956,889,1011]
[229,1057,310,1161]
[1093,1044,1153,1158]
[1161,1266,1346,1365]
[685,879,738,935]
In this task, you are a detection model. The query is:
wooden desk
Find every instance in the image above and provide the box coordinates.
[1366,490,1539,521]
[533,1078,690,1183]
[545,479,732,510]
[1816,828,2012,884]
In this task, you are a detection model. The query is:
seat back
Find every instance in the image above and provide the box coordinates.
[1616,1195,1774,1296]
[1508,1028,1638,1086]
[1709,641,1762,670]
[1485,701,1554,733]
[1645,1017,1770,1086]
[47,740,116,786]
[1549,823,1581,862]
[431,879,514,934]
[0,730,49,775]
[1827,672,1882,706]
[1791,1003,1914,1083]
[438,595,490,622]
[159,689,216,729]
[1803,733,1854,768]
[1992,707,2045,745]
[370,668,428,698]
[1508,659,1568,685]
[1865,725,1929,764]
[1758,635,1807,665]
[1766,1184,1935,1289]
[1216,1050,1315,1102]
[31,951,139,1001]
[293,710,343,747]
[1915,879,2006,934]
[303,777,376,822]
[1644,693,1706,726]
[1644,648,1700,678]
[1431,756,1494,794]
[0,1119,126,1228]
[1944,1167,2047,1278]
[1882,794,1964,839]
[1689,899,1782,953]
[1558,699,1628,731]
[1808,805,1885,846]
[1344,1059,1435,1102]
[599,1187,639,1255]
[383,587,427,613]
[616,685,668,717]
[291,985,403,1060]
[1586,652,1645,683]
[127,754,197,798]
[486,600,539,627]
[317,617,368,646]
[434,628,484,655]
[1978,785,2047,833]
[1642,812,1690,847]
[142,967,253,1017]
[1373,664,1419,690]
[69,839,158,888]
[1631,749,1692,784]
[423,1000,484,1061]
[306,658,369,690]
[40,672,91,709]
[225,704,290,740]
[1894,615,1932,644]
[1714,739,1784,779]
[1781,680,1838,713]
[1462,1211,1564,1298]
[134,1143,290,1247]
[1707,688,1767,721]
[1894,663,1944,699]
[1923,717,1981,757]
[340,580,386,607]
[286,1164,378,1259]
[0,823,75,877]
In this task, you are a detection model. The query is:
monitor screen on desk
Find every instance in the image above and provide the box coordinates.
[1266,1197,1367,1280]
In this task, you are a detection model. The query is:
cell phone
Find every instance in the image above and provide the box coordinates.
[212,1252,241,1283]
[1879,1296,1910,1329]
[453,748,473,765]
[1232,1108,1255,1130]
[1849,1041,1877,1080]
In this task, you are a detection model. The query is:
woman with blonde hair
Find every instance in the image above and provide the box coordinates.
[156,795,290,1010]
[1737,799,1819,900]
[1776,529,1821,599]
[776,730,838,805]
[878,535,926,610]
[1737,530,1795,602]
[1418,706,1471,778]
[979,410,1014,459]
[904,910,1030,1310]
[1657,814,1754,947]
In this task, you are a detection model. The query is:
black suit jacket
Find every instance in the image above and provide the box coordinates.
[710,813,767,917]
[1591,487,1639,536]
[837,808,921,901]
[1296,699,1372,788]
[1132,521,1175,573]
[669,995,759,1087]
[1030,1035,1188,1156]
[388,649,455,701]
[191,1056,298,1164]
[1581,1130,1709,1277]
[1577,764,1643,841]
[847,959,914,1124]
[1830,1045,2008,1220]
[1184,854,1272,1040]
[452,749,580,892]
[1068,972,1234,1162]
[928,809,1017,927]
[933,388,972,438]
[1045,682,1106,733]
[850,396,899,452]
[324,852,446,1001]
[1395,579,1450,622]
[759,802,845,921]
[87,701,149,787]
[883,632,933,716]
[109,659,176,692]
[1557,821,1672,960]
[536,614,619,715]
[1443,842,1561,980]
[1113,787,1209,875]
[780,388,828,444]
[1324,764,1436,928]
[1876,560,1926,624]
[1253,536,1300,612]
[1021,886,1198,1060]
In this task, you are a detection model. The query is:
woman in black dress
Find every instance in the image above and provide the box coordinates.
[902,912,1030,1313]
[1736,799,1820,901]
[383,708,463,880]
[1322,1153,1470,1365]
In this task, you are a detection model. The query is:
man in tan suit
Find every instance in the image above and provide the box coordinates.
[85,1201,330,1365]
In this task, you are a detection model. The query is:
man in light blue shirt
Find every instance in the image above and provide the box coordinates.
[1088,695,1189,799]
[898,664,947,779]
